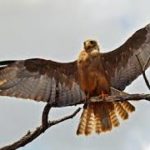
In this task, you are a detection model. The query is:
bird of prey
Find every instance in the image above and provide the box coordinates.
[76,40,135,135]
[0,24,150,135]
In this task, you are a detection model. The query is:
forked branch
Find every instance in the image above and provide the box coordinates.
[0,105,81,150]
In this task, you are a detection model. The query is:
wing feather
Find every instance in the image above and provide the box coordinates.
[102,24,150,90]
[0,24,150,107]
[0,58,85,106]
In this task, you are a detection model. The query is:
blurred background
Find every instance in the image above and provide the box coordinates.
[0,0,150,150]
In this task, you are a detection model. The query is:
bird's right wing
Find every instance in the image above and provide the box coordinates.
[0,58,85,107]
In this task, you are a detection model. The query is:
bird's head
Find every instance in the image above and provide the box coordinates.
[83,40,99,53]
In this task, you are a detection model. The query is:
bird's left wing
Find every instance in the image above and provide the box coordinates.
[0,58,85,107]
[102,24,150,91]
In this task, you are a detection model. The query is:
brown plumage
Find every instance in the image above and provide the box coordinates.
[0,24,150,135]
[76,40,135,135]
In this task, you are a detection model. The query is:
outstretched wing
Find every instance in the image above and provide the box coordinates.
[102,24,150,90]
[0,59,85,107]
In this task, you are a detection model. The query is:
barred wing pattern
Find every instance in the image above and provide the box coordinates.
[0,24,150,107]
[0,59,85,107]
[102,24,150,90]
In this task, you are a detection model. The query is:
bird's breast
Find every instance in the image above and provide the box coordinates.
[77,51,110,95]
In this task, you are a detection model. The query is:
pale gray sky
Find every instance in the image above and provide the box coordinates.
[0,0,150,150]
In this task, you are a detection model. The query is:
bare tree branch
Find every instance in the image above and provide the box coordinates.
[1,92,150,150]
[0,93,150,150]
[89,93,150,103]
[0,106,81,150]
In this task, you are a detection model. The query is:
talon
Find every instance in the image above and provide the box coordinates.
[84,93,90,108]
[99,91,109,100]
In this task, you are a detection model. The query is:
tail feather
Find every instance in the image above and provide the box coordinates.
[111,87,135,113]
[98,103,112,132]
[95,106,102,134]
[84,104,95,135]
[120,101,135,113]
[109,109,120,127]
[114,102,128,120]
[77,102,114,135]
[77,101,135,135]
[76,107,88,135]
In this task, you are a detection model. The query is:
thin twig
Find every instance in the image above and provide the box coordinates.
[136,55,150,90]
[144,56,150,70]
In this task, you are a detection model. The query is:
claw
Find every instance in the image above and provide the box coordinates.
[84,93,90,109]
[99,91,109,100]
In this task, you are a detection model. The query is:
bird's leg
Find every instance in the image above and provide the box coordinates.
[99,91,109,100]
[83,93,90,109]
